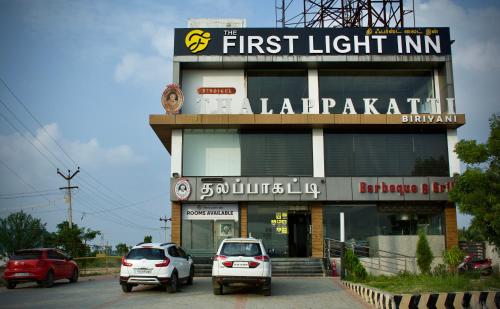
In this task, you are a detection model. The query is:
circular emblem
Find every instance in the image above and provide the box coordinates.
[161,84,184,114]
[185,29,211,54]
[174,178,191,201]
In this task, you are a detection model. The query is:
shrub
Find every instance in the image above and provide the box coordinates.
[416,230,434,274]
[443,246,465,274]
[432,263,448,277]
[344,248,368,280]
[354,262,368,279]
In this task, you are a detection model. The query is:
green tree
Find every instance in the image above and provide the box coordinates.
[443,246,465,274]
[416,230,433,274]
[450,114,500,248]
[458,225,485,242]
[143,235,152,243]
[0,211,48,254]
[116,243,129,256]
[49,221,101,257]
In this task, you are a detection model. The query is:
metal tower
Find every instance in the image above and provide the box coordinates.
[275,0,415,28]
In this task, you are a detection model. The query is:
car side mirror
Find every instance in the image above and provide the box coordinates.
[186,254,192,260]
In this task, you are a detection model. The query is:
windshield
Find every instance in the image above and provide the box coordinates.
[220,243,262,257]
[126,248,166,260]
[11,250,43,260]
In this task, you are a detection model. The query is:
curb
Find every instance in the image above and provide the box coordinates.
[341,280,500,309]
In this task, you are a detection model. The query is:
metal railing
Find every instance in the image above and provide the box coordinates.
[324,238,415,275]
[74,256,121,276]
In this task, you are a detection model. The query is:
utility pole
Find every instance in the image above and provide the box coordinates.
[159,216,171,242]
[57,167,80,229]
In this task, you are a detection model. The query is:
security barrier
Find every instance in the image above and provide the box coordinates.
[74,256,121,276]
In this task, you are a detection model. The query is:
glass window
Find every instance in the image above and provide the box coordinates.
[177,247,188,258]
[323,205,378,243]
[247,70,308,114]
[241,131,313,176]
[323,204,444,243]
[126,248,166,260]
[183,129,241,176]
[167,246,180,257]
[324,132,449,176]
[47,250,64,260]
[181,217,240,256]
[220,243,262,257]
[12,250,43,260]
[247,204,291,257]
[319,70,434,114]
[378,210,443,236]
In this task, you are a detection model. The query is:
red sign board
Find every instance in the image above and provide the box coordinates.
[197,87,236,95]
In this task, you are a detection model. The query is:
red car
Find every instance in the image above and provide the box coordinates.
[4,248,79,289]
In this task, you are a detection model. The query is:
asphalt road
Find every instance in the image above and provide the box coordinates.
[0,275,368,309]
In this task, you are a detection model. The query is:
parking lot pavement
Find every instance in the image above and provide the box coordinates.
[0,276,368,309]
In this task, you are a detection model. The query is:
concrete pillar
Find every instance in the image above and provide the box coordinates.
[171,202,182,245]
[171,129,182,176]
[240,203,248,238]
[311,203,324,258]
[444,204,458,249]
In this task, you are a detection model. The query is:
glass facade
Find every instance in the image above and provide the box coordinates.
[319,70,435,114]
[183,130,313,177]
[183,129,241,176]
[240,131,313,176]
[323,205,444,243]
[247,204,290,257]
[247,70,308,114]
[324,132,449,176]
[182,220,240,256]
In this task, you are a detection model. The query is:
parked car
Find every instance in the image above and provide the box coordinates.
[119,242,194,293]
[4,248,79,289]
[212,237,271,296]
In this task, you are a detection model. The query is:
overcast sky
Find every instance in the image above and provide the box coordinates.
[0,0,498,248]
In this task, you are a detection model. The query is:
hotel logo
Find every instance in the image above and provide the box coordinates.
[161,84,184,114]
[185,29,211,53]
[174,178,191,201]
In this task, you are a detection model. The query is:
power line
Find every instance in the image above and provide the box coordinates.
[0,77,77,169]
[74,189,156,228]
[0,189,59,197]
[0,193,61,200]
[0,109,59,169]
[72,194,158,231]
[0,157,52,202]
[0,77,166,225]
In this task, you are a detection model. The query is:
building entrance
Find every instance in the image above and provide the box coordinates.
[288,211,311,257]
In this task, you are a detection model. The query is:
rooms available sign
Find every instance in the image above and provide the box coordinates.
[174,27,451,56]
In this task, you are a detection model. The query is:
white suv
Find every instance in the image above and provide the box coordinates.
[212,238,271,296]
[119,242,194,293]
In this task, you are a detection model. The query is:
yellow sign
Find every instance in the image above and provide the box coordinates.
[185,29,211,54]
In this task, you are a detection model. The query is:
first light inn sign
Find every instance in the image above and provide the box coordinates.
[174,27,451,56]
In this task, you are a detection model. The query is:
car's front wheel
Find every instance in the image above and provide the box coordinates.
[42,270,54,288]
[121,283,133,293]
[69,268,79,283]
[166,273,178,293]
[187,267,194,285]
[212,278,223,295]
[262,282,271,296]
[6,281,16,289]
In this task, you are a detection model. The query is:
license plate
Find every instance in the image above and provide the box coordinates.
[232,262,249,268]
[135,269,152,274]
[14,273,30,277]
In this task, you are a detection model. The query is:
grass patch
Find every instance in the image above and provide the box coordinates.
[350,273,500,294]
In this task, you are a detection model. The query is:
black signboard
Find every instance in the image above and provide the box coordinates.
[174,27,451,56]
